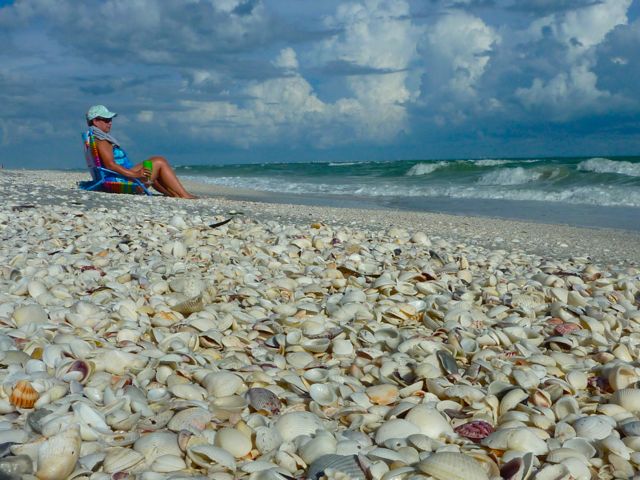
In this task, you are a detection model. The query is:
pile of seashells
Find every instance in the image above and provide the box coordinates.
[1,204,640,480]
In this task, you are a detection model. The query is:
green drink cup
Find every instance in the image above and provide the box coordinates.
[143,160,153,180]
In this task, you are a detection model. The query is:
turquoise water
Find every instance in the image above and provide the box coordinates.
[179,156,640,230]
[180,156,640,207]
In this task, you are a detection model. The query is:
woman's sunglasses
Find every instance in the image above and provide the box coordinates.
[97,117,113,123]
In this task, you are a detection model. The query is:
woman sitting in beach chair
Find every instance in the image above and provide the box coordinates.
[84,105,196,199]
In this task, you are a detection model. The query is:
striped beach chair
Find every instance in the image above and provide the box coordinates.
[78,130,151,195]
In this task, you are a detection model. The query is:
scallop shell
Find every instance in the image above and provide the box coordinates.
[167,407,212,433]
[572,416,612,440]
[275,412,324,442]
[171,294,204,316]
[246,387,281,415]
[454,420,494,442]
[310,383,338,406]
[10,380,39,409]
[134,432,181,463]
[307,454,366,480]
[36,424,81,480]
[103,446,144,473]
[151,454,187,473]
[611,388,640,413]
[254,426,283,454]
[418,452,489,480]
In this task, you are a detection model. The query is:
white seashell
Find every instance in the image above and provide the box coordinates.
[562,438,596,459]
[304,368,330,383]
[151,454,187,473]
[187,444,236,471]
[499,388,529,415]
[560,457,590,480]
[482,428,548,455]
[307,454,366,480]
[608,365,639,391]
[169,383,207,401]
[375,419,421,445]
[275,412,324,442]
[572,416,613,440]
[417,452,489,480]
[611,388,640,414]
[534,463,571,480]
[299,431,337,464]
[254,426,283,454]
[103,446,144,473]
[332,339,354,356]
[600,434,632,459]
[310,384,338,406]
[214,427,252,458]
[134,432,181,463]
[28,280,48,298]
[13,304,48,327]
[366,384,399,406]
[36,424,81,480]
[405,405,453,439]
[202,371,244,397]
[565,370,588,391]
[167,407,212,433]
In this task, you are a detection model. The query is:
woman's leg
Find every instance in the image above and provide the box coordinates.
[147,156,196,199]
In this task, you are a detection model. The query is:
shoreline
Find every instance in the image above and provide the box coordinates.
[3,169,637,268]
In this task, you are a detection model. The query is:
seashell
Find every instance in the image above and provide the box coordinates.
[481,428,548,455]
[304,368,330,383]
[275,412,324,442]
[310,383,338,406]
[214,427,252,458]
[620,420,640,437]
[203,371,244,397]
[562,438,596,459]
[436,349,458,375]
[169,382,207,401]
[417,452,489,480]
[167,407,212,433]
[36,424,81,480]
[103,446,144,473]
[499,452,533,480]
[375,419,421,445]
[247,388,281,415]
[151,454,187,473]
[134,431,181,463]
[254,426,283,454]
[499,388,528,415]
[608,364,638,391]
[10,380,39,409]
[405,405,453,439]
[611,388,640,414]
[12,304,48,327]
[299,431,338,465]
[332,339,354,356]
[534,463,571,480]
[171,295,204,316]
[307,454,366,480]
[187,444,236,472]
[366,384,399,406]
[454,420,494,442]
[572,416,612,440]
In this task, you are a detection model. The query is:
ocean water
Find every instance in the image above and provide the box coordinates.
[179,156,640,230]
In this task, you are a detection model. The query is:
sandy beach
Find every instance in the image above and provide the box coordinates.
[1,168,640,479]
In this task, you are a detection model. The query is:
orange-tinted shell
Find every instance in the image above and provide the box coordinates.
[10,380,39,409]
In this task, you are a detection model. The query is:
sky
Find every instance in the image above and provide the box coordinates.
[0,0,639,168]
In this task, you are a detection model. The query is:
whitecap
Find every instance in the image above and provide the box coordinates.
[476,167,542,186]
[406,161,449,176]
[577,158,640,177]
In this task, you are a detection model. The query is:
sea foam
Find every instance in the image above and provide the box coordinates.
[577,158,640,177]
[406,161,450,176]
[477,167,542,186]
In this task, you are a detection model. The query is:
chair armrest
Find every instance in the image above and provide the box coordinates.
[98,167,138,181]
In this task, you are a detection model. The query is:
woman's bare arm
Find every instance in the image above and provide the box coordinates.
[95,139,144,179]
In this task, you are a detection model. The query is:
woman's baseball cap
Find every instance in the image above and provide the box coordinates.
[86,105,117,121]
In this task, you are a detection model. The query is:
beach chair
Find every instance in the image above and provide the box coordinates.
[78,130,151,195]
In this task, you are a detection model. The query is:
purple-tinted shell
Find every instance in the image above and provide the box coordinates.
[454,420,494,442]
[247,387,281,415]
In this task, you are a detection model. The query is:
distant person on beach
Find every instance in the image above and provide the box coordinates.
[86,105,196,199]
